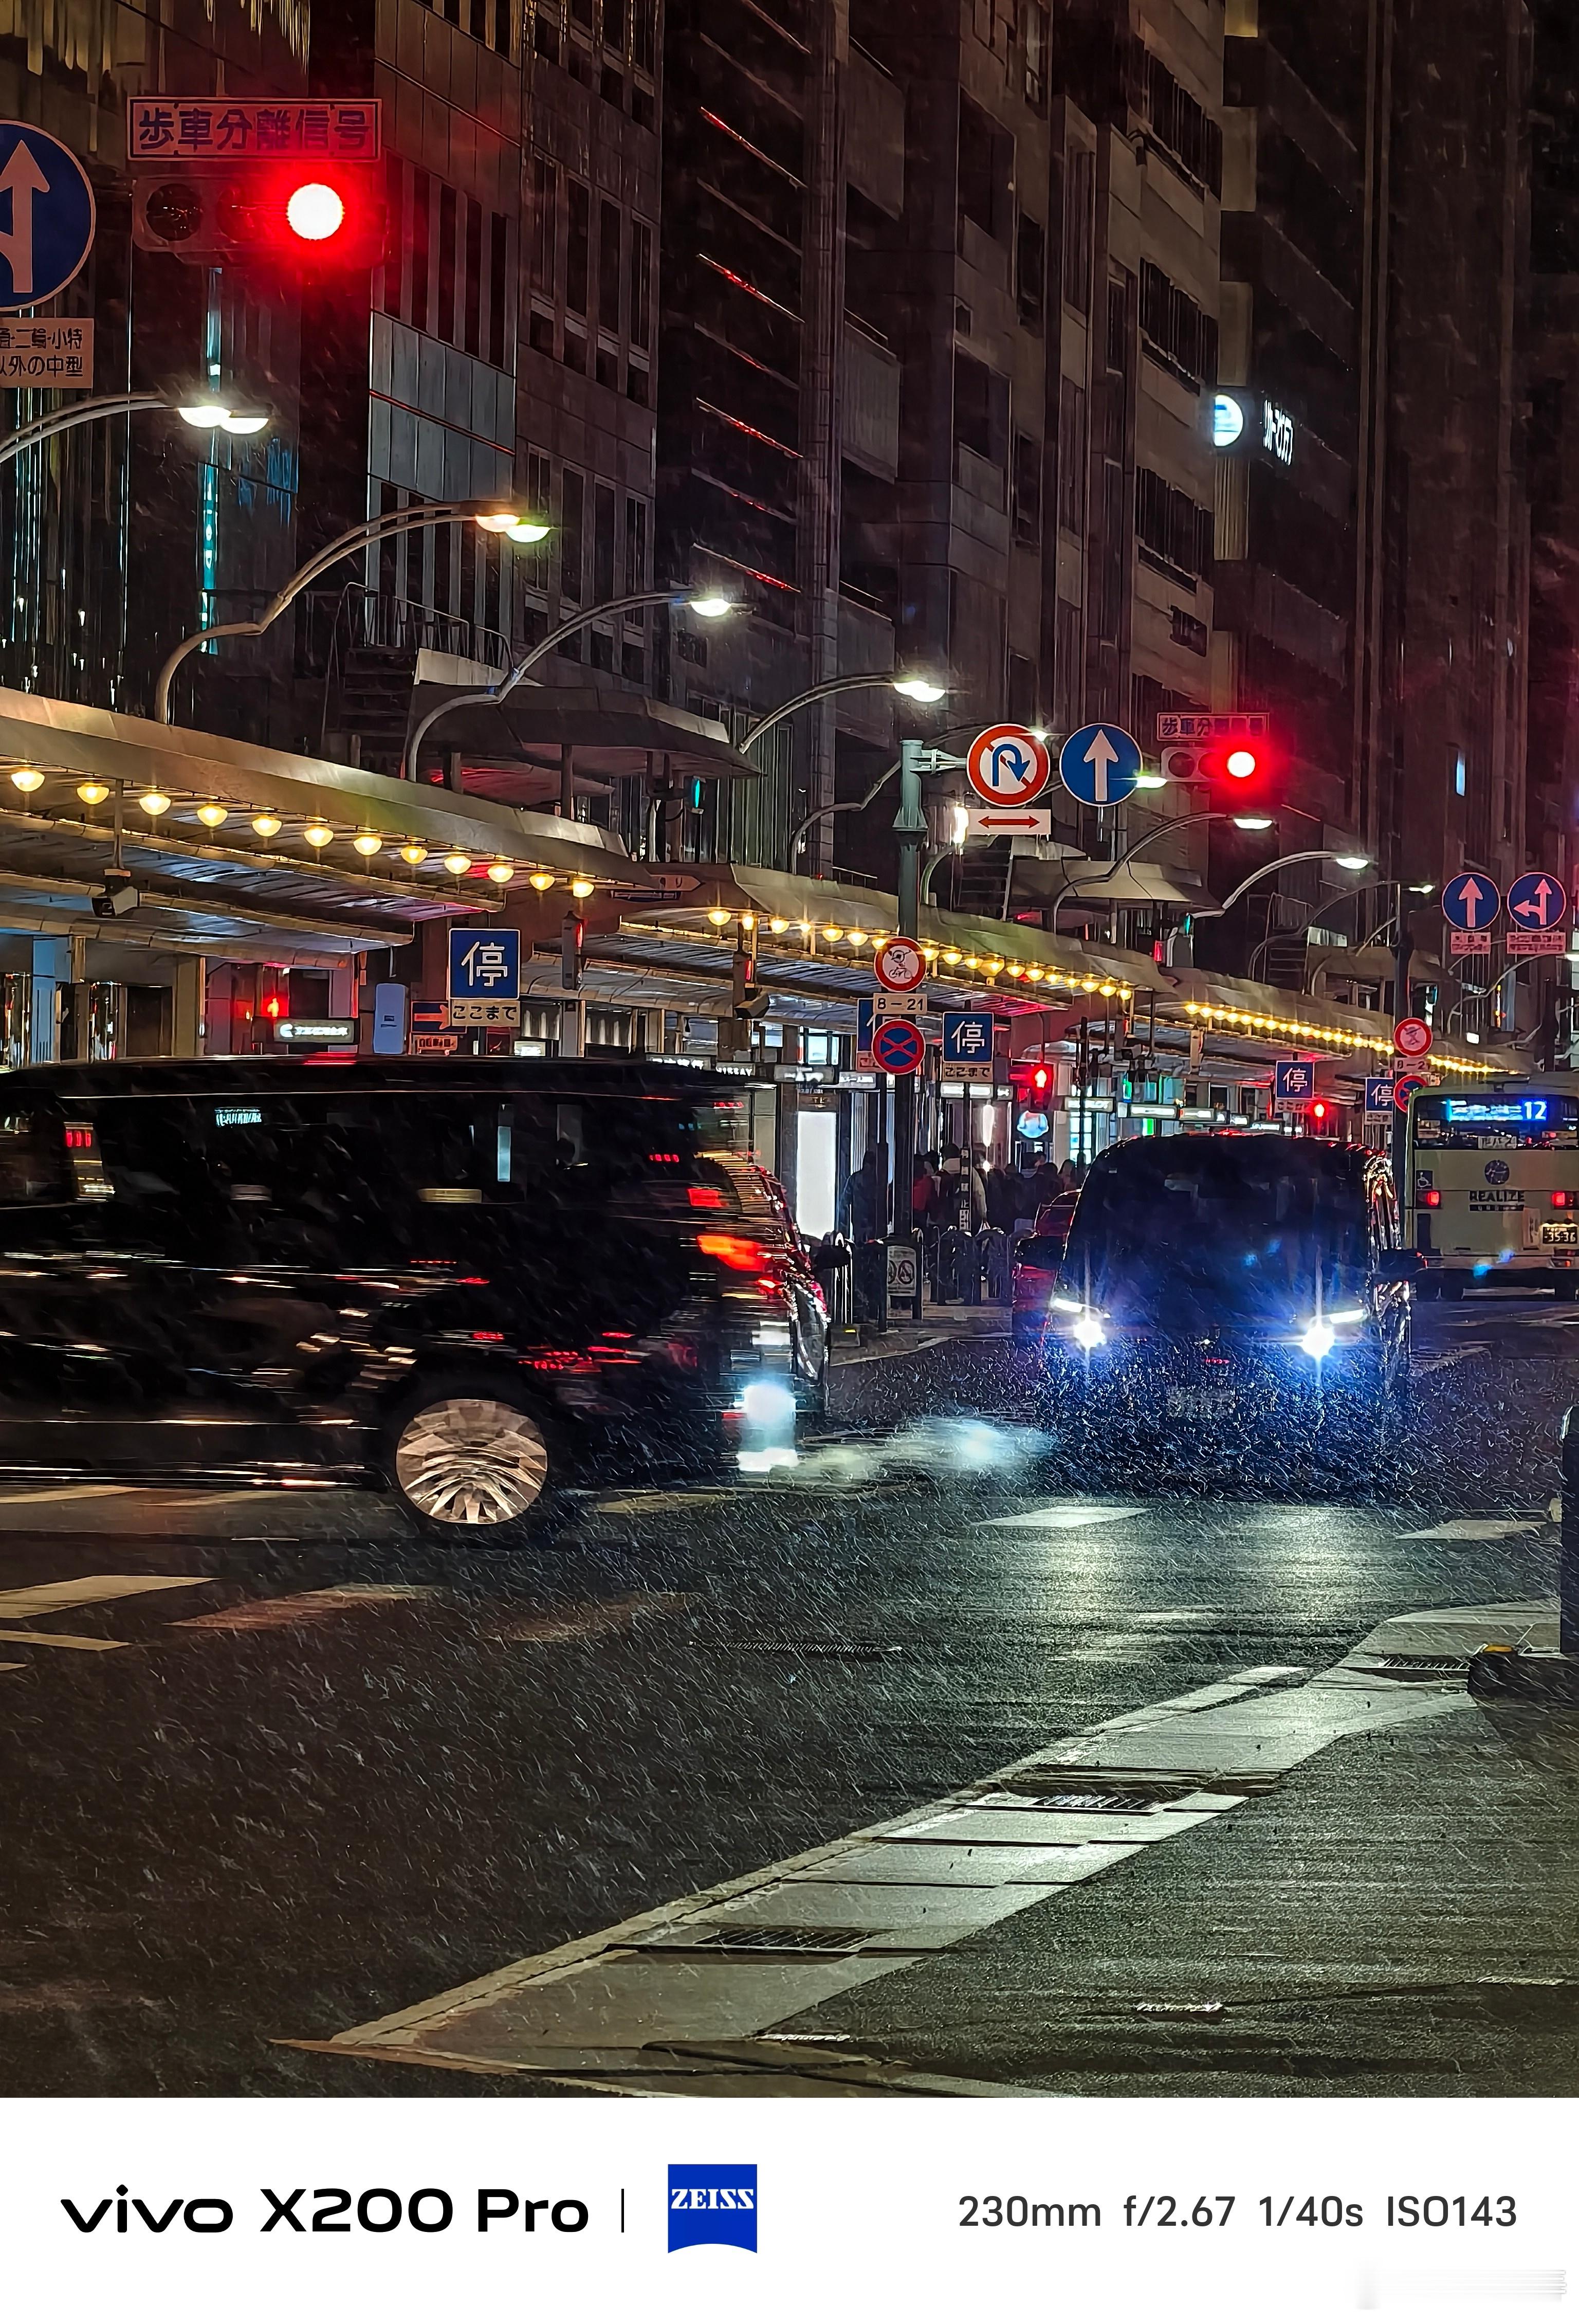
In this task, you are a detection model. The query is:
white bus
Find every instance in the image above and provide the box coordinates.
[1406,1077,1579,1298]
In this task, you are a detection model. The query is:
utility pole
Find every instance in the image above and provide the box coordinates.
[890,736,928,1242]
[1391,879,1410,1189]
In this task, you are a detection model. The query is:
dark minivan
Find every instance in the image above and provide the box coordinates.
[0,1058,827,1543]
[1037,1132,1415,1463]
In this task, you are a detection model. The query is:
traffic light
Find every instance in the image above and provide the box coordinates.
[1162,740,1270,785]
[732,949,772,1021]
[561,913,584,992]
[1030,1064,1052,1099]
[132,165,385,269]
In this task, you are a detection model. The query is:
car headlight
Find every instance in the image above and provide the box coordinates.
[1299,1320,1335,1360]
[1071,1313,1106,1351]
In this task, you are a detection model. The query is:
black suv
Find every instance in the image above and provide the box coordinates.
[0,1058,827,1544]
[1037,1133,1416,1466]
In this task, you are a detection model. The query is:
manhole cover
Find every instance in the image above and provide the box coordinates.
[652,1924,874,1954]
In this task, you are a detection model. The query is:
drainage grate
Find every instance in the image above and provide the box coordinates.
[1369,1654,1471,1677]
[984,1778,1190,1813]
[654,1923,875,1955]
[693,1638,902,1661]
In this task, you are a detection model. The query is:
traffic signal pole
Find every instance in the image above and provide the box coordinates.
[891,738,927,1245]
[1391,880,1410,1191]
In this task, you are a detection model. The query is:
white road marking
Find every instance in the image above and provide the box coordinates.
[176,1585,432,1632]
[0,1484,134,1506]
[0,1575,209,1621]
[1411,1347,1486,1373]
[314,1631,1466,2089]
[1397,1518,1543,1541]
[0,1628,127,1652]
[983,1503,1145,1531]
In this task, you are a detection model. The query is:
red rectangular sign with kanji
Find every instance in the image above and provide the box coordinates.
[127,98,381,162]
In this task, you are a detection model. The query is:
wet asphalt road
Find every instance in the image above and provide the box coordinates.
[0,1291,1573,2098]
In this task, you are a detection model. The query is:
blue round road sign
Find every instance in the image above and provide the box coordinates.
[1441,872,1501,932]
[871,1017,925,1076]
[1508,869,1569,932]
[0,124,95,313]
[1059,722,1142,808]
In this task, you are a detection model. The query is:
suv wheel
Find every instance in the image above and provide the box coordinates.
[388,1379,557,1543]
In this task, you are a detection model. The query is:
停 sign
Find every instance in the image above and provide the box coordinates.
[127,98,381,161]
[1274,1058,1315,1104]
[941,1010,995,1066]
[0,317,92,386]
[448,925,521,1027]
[1364,1077,1395,1115]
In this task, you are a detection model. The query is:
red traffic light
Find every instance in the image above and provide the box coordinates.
[1225,748,1258,780]
[285,181,346,243]
[1309,1099,1329,1123]
[1031,1065,1051,1095]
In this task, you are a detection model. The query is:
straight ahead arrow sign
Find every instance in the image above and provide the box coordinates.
[1083,729,1119,804]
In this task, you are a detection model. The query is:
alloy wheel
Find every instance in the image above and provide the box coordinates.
[394,1396,550,1528]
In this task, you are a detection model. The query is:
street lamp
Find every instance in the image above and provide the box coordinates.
[154,497,551,723]
[738,669,948,755]
[784,712,975,871]
[1190,849,1374,926]
[399,587,741,779]
[0,385,273,470]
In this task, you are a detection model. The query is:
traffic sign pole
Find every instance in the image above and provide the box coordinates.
[889,739,929,1254]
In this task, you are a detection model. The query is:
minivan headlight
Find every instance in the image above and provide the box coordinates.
[1071,1312,1106,1350]
[1299,1307,1366,1360]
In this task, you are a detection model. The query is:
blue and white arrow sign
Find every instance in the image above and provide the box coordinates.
[1508,870,1569,932]
[1059,722,1142,808]
[1441,873,1501,932]
[0,124,95,313]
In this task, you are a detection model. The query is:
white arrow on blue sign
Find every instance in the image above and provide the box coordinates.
[1274,1058,1315,1103]
[1508,870,1569,931]
[1058,722,1142,807]
[941,1010,995,1067]
[1441,873,1501,932]
[0,124,95,312]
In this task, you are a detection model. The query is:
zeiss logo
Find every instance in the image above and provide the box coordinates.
[667,2165,757,2253]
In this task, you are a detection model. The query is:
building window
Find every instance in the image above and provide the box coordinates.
[438,184,458,343]
[534,0,561,59]
[1057,378,1087,535]
[566,179,591,315]
[463,199,483,354]
[625,494,648,590]
[1012,432,1041,546]
[958,94,1013,247]
[522,451,552,594]
[629,217,652,348]
[1140,260,1217,391]
[593,481,617,603]
[487,212,508,366]
[599,201,622,333]
[953,349,1009,470]
[1135,466,1213,586]
[1140,49,1223,197]
[410,169,432,333]
[1015,211,1045,333]
[1054,597,1083,731]
[530,156,557,295]
[632,0,655,71]
[561,468,585,604]
[1061,146,1093,317]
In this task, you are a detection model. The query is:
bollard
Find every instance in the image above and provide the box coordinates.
[1563,1407,1579,1659]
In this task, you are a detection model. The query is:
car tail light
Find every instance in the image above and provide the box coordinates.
[688,1185,726,1209]
[1553,1191,1575,1209]
[697,1231,775,1275]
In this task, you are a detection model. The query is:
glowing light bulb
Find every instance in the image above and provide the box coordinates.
[399,842,428,865]
[486,861,515,883]
[303,823,334,848]
[444,852,472,875]
[529,871,555,891]
[140,790,171,816]
[251,812,282,838]
[707,907,732,927]
[571,876,594,898]
[76,780,109,807]
[353,832,383,855]
[196,803,229,828]
[8,767,43,794]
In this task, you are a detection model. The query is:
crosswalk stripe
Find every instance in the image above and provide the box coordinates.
[0,1575,210,1621]
[0,1628,128,1652]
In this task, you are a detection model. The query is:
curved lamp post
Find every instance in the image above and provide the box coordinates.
[1047,806,1282,925]
[154,498,550,723]
[1191,848,1373,925]
[1245,878,1395,986]
[400,588,741,780]
[784,704,964,872]
[738,670,945,755]
[0,386,272,471]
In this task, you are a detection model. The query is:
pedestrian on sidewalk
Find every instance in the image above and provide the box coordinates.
[985,1157,1023,1234]
[838,1147,885,1245]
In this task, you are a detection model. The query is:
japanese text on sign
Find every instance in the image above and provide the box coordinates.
[0,317,92,384]
[127,99,381,161]
[449,998,522,1027]
[456,938,513,989]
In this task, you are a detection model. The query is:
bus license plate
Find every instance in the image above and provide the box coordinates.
[1539,1222,1579,1248]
